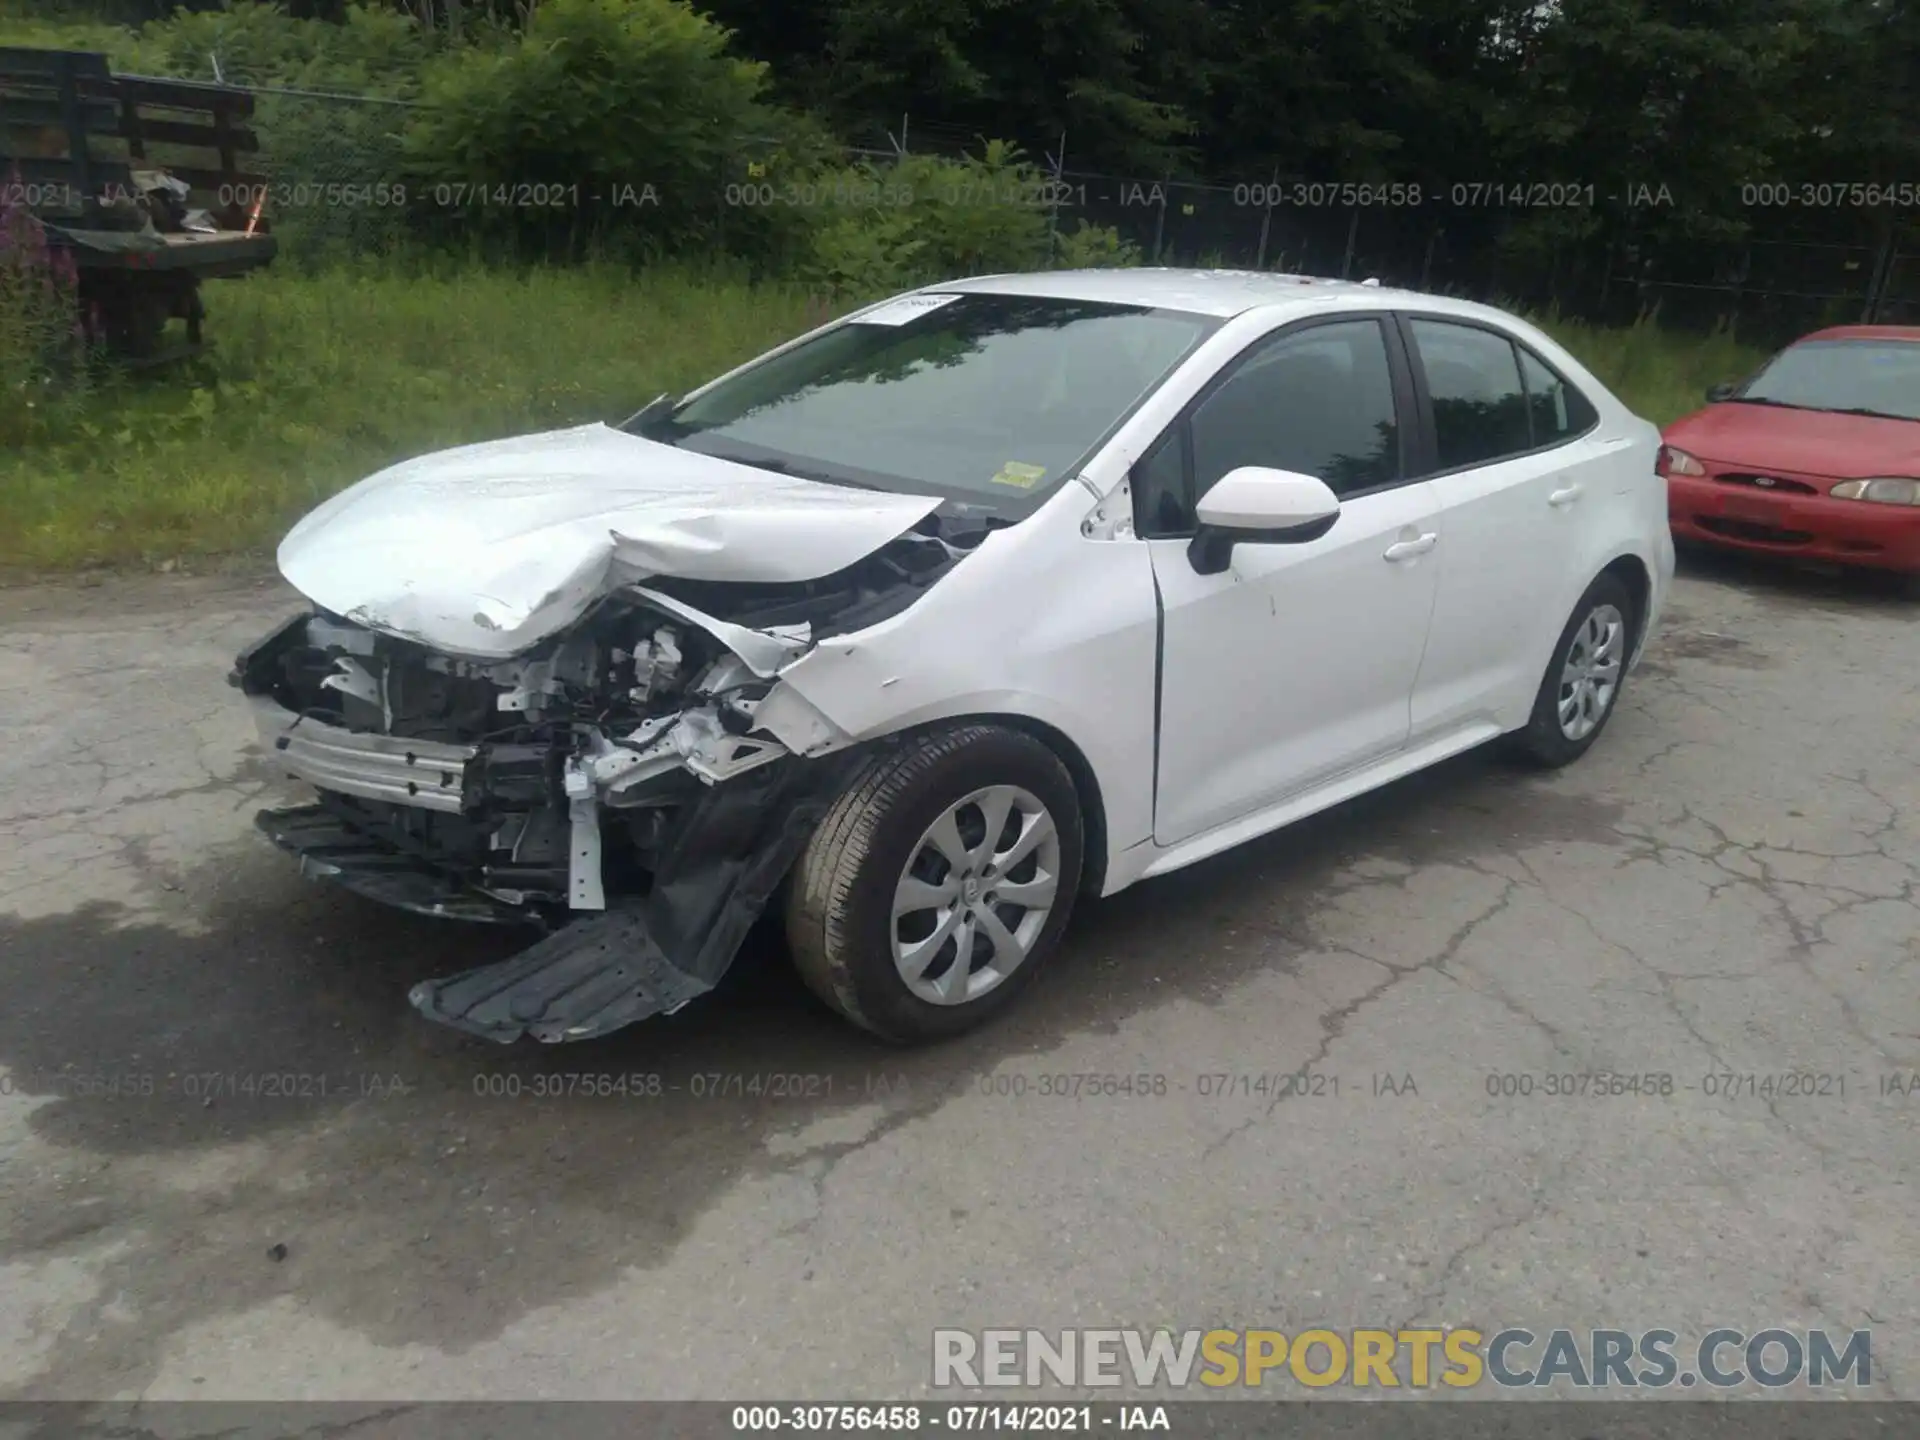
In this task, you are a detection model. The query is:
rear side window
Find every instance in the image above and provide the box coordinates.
[1409,319,1532,468]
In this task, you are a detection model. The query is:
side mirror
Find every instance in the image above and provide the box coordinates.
[1705,382,1738,404]
[1188,467,1341,575]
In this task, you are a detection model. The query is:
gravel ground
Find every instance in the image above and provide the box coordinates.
[0,552,1914,1404]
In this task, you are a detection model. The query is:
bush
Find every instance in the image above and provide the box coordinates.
[803,143,1139,294]
[400,0,782,261]
[135,2,432,93]
[1055,220,1143,269]
[0,198,85,446]
[0,14,150,67]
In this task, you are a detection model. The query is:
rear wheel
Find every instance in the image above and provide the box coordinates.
[786,724,1084,1043]
[1504,573,1634,769]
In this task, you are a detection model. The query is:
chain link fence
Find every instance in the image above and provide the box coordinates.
[163,78,1920,345]
[239,83,414,261]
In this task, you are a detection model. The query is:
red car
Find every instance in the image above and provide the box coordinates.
[1661,325,1920,579]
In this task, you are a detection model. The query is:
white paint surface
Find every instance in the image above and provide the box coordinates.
[277,423,940,659]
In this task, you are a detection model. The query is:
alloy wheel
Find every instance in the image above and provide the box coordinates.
[891,785,1062,1005]
[1557,602,1626,741]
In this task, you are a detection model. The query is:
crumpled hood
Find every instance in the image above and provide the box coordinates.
[277,423,942,659]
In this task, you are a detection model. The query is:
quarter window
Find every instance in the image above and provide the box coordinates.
[1132,426,1190,538]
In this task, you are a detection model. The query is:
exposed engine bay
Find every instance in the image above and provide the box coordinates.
[234,521,978,1043]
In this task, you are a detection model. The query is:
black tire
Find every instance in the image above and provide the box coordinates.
[786,723,1085,1043]
[1503,572,1636,769]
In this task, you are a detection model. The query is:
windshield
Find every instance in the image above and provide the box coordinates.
[638,293,1217,514]
[1736,339,1920,421]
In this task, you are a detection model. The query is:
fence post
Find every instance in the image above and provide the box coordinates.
[1150,174,1169,264]
[1047,130,1066,265]
[1340,207,1359,279]
[1864,222,1897,323]
[1255,167,1277,270]
[1419,227,1438,290]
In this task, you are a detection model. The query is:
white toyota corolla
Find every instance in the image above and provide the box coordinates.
[233,268,1674,1045]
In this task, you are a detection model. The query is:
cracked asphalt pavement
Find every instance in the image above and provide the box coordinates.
[0,553,1915,1403]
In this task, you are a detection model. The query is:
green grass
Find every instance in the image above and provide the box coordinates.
[1533,312,1767,426]
[0,263,840,569]
[0,264,1769,572]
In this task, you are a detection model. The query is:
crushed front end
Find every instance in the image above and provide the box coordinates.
[233,531,965,1043]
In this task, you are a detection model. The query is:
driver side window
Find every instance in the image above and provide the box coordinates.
[1132,318,1404,538]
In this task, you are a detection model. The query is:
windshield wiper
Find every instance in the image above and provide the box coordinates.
[618,392,681,435]
[1725,396,1811,409]
[699,450,878,490]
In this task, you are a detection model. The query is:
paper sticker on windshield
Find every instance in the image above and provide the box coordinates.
[851,293,963,327]
[990,461,1048,489]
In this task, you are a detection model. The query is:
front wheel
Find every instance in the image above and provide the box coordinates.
[1503,573,1635,769]
[786,724,1085,1043]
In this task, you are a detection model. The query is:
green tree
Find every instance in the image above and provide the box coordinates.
[703,0,1207,173]
[400,0,790,257]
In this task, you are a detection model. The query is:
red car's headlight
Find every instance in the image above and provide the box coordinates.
[1657,445,1706,477]
[1829,477,1920,506]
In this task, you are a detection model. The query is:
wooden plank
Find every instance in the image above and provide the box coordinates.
[0,153,133,195]
[59,230,277,272]
[114,115,259,151]
[0,93,121,131]
[0,47,112,82]
[117,73,256,118]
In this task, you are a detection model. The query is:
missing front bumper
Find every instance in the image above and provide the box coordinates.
[259,802,711,1041]
[257,805,536,925]
[258,747,866,1044]
[249,694,477,814]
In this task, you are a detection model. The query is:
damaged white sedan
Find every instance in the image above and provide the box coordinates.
[234,269,1674,1044]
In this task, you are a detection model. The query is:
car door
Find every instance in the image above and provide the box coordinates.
[1138,314,1444,848]
[1398,316,1610,739]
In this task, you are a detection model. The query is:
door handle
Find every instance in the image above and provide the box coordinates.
[1549,483,1584,507]
[1383,532,1438,561]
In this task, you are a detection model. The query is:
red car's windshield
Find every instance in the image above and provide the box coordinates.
[1734,339,1920,422]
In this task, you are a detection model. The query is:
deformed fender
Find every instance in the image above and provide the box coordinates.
[750,491,1162,867]
[639,749,864,979]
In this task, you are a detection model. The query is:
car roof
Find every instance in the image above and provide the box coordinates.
[1797,325,1920,344]
[938,267,1446,319]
